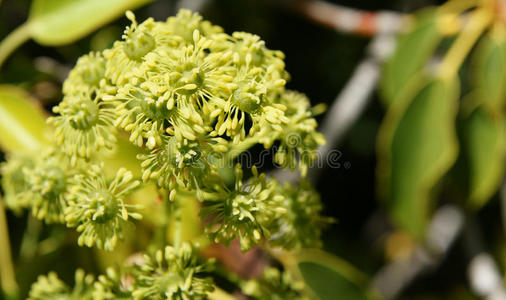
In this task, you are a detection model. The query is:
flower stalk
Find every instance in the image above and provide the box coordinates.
[0,197,18,299]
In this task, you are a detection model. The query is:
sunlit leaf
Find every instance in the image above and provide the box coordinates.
[0,0,151,67]
[464,108,505,209]
[377,76,460,237]
[381,9,443,106]
[0,85,48,153]
[28,0,152,45]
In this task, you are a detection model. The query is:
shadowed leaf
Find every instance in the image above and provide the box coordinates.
[470,29,506,114]
[381,9,443,106]
[280,249,371,300]
[464,109,505,209]
[377,76,460,237]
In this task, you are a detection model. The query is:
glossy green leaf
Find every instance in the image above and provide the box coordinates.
[377,77,460,237]
[0,85,48,153]
[28,0,152,45]
[471,31,506,114]
[464,108,505,209]
[280,249,371,300]
[381,9,443,106]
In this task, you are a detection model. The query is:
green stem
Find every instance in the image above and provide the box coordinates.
[0,23,31,68]
[439,0,478,14]
[438,9,492,79]
[199,191,222,200]
[19,216,41,260]
[173,197,182,250]
[153,190,169,248]
[0,198,18,299]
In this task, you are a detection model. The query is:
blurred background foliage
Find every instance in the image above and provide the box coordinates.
[3,0,506,299]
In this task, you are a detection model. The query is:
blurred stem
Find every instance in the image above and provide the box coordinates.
[19,216,41,260]
[153,190,169,248]
[438,9,492,79]
[0,23,31,68]
[173,197,182,250]
[440,0,478,14]
[0,198,18,299]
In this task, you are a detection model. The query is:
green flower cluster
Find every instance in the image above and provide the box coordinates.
[2,151,141,249]
[0,154,34,213]
[28,244,215,300]
[49,52,117,165]
[242,267,309,300]
[3,8,328,252]
[201,166,331,251]
[200,165,286,251]
[65,164,142,251]
[4,8,331,299]
[28,269,96,300]
[23,149,74,224]
[269,181,333,250]
[131,243,215,299]
[95,9,323,191]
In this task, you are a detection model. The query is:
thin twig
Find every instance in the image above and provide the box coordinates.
[438,8,492,79]
[290,0,406,36]
[371,205,465,299]
[172,197,182,251]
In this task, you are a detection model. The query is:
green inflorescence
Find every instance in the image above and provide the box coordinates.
[242,267,309,300]
[28,269,96,300]
[1,8,331,299]
[93,267,131,300]
[1,154,34,213]
[49,51,117,165]
[27,244,216,300]
[269,181,334,250]
[200,165,286,251]
[25,149,74,224]
[65,164,142,251]
[131,243,215,300]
